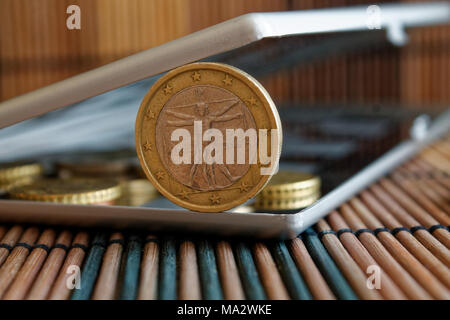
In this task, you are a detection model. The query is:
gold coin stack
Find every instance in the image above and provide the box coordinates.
[0,161,44,192]
[117,179,159,206]
[253,171,321,211]
[8,178,122,205]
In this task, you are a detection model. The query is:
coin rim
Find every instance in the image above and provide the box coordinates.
[135,62,282,212]
[0,162,43,183]
[253,192,320,210]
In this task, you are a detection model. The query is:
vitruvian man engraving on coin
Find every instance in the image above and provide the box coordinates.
[156,85,257,191]
[137,62,282,212]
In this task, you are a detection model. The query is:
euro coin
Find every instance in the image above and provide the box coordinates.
[0,161,43,183]
[135,62,282,212]
[117,179,159,206]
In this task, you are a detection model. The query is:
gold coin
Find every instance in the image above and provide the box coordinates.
[256,171,320,200]
[135,62,282,212]
[0,161,43,183]
[254,191,320,211]
[9,178,122,205]
[117,179,159,206]
[254,171,321,210]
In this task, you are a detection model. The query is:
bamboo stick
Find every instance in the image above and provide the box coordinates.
[402,161,429,177]
[391,173,450,226]
[413,159,450,189]
[178,240,201,300]
[288,236,336,300]
[432,143,450,159]
[350,198,450,299]
[0,225,23,267]
[327,212,406,300]
[314,219,382,300]
[47,232,89,300]
[400,163,450,201]
[216,240,245,300]
[71,233,107,300]
[419,176,450,202]
[413,178,450,213]
[91,233,124,300]
[379,178,450,248]
[302,228,358,300]
[340,203,432,299]
[196,239,223,300]
[269,241,311,300]
[3,228,56,299]
[0,226,39,298]
[120,235,142,300]
[370,184,450,266]
[138,235,159,300]
[0,226,6,241]
[410,158,450,189]
[233,242,266,300]
[361,190,450,288]
[158,237,177,300]
[253,242,290,300]
[26,230,73,299]
[420,148,450,174]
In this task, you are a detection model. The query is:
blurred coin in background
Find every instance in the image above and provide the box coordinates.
[254,171,321,211]
[8,178,122,205]
[0,161,44,192]
[55,149,137,179]
[117,179,159,206]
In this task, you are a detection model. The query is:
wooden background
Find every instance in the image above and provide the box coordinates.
[0,0,448,107]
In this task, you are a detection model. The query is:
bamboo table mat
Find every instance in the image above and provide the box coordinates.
[0,138,449,300]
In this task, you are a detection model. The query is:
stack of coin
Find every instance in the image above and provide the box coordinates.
[8,178,122,205]
[135,62,282,212]
[0,161,44,192]
[116,179,159,206]
[253,171,321,211]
